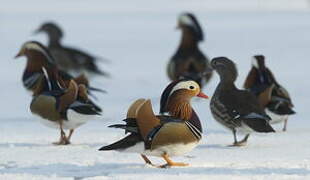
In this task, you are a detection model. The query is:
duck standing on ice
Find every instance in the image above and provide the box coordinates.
[15,41,101,144]
[167,13,212,87]
[244,55,295,131]
[99,79,208,168]
[210,57,275,146]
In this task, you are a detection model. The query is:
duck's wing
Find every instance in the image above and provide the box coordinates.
[108,99,147,134]
[135,99,161,140]
[63,46,109,76]
[68,101,101,115]
[244,67,258,89]
[257,85,274,107]
[273,84,293,105]
[221,90,275,132]
[57,80,78,112]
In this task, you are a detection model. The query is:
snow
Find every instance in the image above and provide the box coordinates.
[1,0,310,179]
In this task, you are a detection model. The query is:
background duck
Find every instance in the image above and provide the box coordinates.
[35,22,109,77]
[244,55,295,131]
[210,57,275,146]
[15,41,101,145]
[167,13,212,87]
[15,41,103,112]
[99,79,208,168]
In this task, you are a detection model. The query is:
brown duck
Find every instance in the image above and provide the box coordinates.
[15,41,103,112]
[167,13,212,87]
[15,41,101,144]
[99,79,208,168]
[244,55,295,131]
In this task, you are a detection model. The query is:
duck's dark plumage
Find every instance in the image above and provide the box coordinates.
[36,22,108,77]
[210,57,274,146]
[167,13,212,87]
[244,55,295,131]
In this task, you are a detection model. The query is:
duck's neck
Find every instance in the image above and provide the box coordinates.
[165,93,202,133]
[25,53,47,73]
[48,35,62,47]
[178,28,199,50]
[218,79,237,91]
[167,95,192,120]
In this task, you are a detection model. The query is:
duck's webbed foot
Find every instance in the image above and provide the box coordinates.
[53,125,71,145]
[141,154,156,166]
[230,133,250,147]
[158,153,189,168]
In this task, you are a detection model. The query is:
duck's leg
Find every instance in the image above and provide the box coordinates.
[53,122,70,145]
[66,129,74,143]
[234,134,250,146]
[159,153,188,168]
[231,130,249,147]
[141,154,154,166]
[283,117,288,132]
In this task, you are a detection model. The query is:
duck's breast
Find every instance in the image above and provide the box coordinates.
[147,122,199,157]
[30,95,62,129]
[64,109,96,129]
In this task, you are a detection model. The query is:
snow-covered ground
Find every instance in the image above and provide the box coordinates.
[1,0,310,179]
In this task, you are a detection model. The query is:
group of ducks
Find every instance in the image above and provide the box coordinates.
[15,12,295,168]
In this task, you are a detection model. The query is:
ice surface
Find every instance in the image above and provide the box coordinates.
[0,0,309,179]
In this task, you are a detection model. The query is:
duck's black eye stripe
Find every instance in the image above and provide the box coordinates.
[189,86,194,89]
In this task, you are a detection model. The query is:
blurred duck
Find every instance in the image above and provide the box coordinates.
[15,41,101,144]
[167,13,212,87]
[210,57,275,146]
[35,22,109,77]
[244,55,295,131]
[15,41,103,112]
[99,79,208,168]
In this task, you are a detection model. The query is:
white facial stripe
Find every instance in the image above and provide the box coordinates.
[179,14,194,27]
[252,57,259,68]
[170,81,200,96]
[23,42,54,64]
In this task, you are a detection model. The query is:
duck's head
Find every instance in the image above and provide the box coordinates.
[177,12,204,42]
[160,79,208,119]
[35,22,63,41]
[15,41,56,66]
[211,57,238,83]
[252,55,266,70]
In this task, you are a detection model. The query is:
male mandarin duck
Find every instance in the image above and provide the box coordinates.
[167,12,212,87]
[99,79,208,168]
[210,57,275,146]
[244,55,295,131]
[34,22,109,77]
[15,41,103,112]
[15,41,101,145]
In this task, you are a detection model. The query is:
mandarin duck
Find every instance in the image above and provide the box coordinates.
[167,13,212,87]
[35,22,109,77]
[210,57,275,146]
[15,41,103,112]
[99,79,208,168]
[15,41,101,144]
[244,55,295,131]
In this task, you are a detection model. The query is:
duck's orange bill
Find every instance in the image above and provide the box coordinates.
[197,92,209,99]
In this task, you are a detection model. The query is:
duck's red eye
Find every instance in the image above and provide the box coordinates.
[189,86,195,89]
